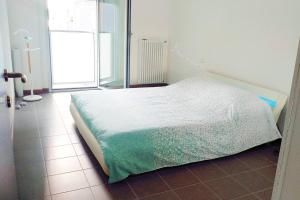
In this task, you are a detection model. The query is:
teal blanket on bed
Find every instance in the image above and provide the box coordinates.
[71,76,281,183]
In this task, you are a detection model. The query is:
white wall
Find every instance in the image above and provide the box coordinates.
[130,0,170,84]
[168,0,300,94]
[7,0,51,92]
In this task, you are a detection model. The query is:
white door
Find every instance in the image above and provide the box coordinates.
[98,0,127,88]
[272,42,300,200]
[0,0,18,199]
[47,0,128,89]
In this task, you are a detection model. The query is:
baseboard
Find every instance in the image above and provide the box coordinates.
[129,83,168,88]
[23,88,49,96]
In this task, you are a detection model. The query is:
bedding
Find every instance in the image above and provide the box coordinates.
[71,75,282,183]
[206,72,287,122]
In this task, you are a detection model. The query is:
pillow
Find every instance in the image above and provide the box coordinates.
[259,96,277,109]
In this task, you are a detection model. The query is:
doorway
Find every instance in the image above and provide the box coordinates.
[48,0,128,89]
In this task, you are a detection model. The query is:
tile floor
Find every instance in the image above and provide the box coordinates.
[14,93,281,200]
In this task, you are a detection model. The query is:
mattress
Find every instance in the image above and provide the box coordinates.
[71,73,283,183]
[70,103,109,175]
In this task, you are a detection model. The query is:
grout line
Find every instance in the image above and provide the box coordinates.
[138,190,177,200]
[255,165,277,182]
[40,131,69,138]
[136,189,174,200]
[50,186,92,197]
[212,161,272,199]
[44,154,77,161]
[156,171,172,190]
[156,172,183,200]
[87,187,97,200]
[47,170,84,178]
[169,181,205,191]
[185,167,223,200]
[236,153,273,169]
[231,187,273,200]
[229,175,253,194]
[229,168,274,200]
[127,172,175,200]
[42,143,75,150]
[126,180,139,200]
[204,162,277,183]
[81,166,93,187]
[231,194,256,200]
[89,186,97,200]
[44,154,79,162]
[252,187,274,200]
[197,172,234,184]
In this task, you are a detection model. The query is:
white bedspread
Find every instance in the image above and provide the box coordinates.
[72,76,281,183]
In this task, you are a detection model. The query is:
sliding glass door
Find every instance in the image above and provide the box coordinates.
[98,0,126,88]
[48,0,127,89]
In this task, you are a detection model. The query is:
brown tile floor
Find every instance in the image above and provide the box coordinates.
[14,93,281,200]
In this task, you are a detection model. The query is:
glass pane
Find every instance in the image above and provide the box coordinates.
[99,33,113,80]
[99,2,116,33]
[48,0,127,89]
[99,1,126,88]
[48,0,97,32]
[51,32,96,85]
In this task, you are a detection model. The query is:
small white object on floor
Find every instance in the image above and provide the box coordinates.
[20,101,28,106]
[23,95,42,102]
[15,104,21,110]
[15,101,28,110]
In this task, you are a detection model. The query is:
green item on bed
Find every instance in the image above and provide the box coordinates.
[259,96,277,109]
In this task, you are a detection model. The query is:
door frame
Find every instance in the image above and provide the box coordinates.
[272,40,300,199]
[125,0,131,88]
[47,0,132,91]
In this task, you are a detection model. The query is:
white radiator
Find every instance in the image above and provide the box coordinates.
[137,39,168,84]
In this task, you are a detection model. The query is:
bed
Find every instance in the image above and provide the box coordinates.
[70,72,287,183]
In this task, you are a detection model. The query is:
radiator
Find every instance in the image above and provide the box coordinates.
[137,39,168,84]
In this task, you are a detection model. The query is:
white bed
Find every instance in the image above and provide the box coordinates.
[70,72,287,180]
